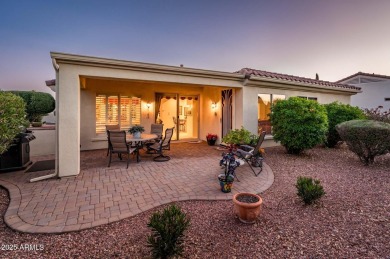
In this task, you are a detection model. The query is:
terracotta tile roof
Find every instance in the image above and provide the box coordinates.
[236,68,361,91]
[337,72,390,83]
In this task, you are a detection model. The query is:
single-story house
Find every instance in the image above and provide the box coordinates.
[49,52,360,177]
[337,72,390,110]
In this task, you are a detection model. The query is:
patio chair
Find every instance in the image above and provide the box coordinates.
[106,124,120,156]
[150,123,164,140]
[234,131,266,176]
[107,130,138,169]
[144,124,164,150]
[147,127,174,162]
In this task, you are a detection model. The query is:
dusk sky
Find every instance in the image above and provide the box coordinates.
[1,0,390,94]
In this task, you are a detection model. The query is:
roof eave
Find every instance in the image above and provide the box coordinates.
[50,52,245,81]
[247,76,361,94]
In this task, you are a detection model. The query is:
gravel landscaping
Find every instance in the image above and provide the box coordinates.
[1,145,389,258]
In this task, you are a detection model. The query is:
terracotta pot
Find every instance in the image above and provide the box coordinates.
[233,193,262,223]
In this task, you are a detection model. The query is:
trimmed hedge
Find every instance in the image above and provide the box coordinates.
[336,120,390,165]
[0,91,28,154]
[324,102,366,147]
[10,91,55,122]
[270,97,328,154]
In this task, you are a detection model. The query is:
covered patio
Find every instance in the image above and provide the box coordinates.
[0,142,273,233]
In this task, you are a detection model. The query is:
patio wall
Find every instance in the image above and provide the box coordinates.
[28,126,56,156]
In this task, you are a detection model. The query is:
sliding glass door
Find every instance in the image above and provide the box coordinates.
[156,93,199,140]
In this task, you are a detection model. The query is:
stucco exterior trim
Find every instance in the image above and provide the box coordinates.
[51,52,245,83]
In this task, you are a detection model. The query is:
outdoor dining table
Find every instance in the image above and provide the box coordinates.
[126,133,158,162]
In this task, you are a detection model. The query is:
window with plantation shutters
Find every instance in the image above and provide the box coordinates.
[96,95,107,134]
[95,95,142,134]
[120,96,131,130]
[131,97,141,125]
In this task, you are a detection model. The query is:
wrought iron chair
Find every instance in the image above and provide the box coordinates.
[107,130,138,168]
[106,124,120,156]
[147,127,174,162]
[234,131,266,176]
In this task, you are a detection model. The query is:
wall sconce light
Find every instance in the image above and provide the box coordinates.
[211,102,217,116]
[146,102,151,119]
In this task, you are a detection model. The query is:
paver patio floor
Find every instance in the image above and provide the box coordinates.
[0,142,273,233]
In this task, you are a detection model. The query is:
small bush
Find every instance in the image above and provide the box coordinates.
[324,102,366,147]
[364,106,390,123]
[0,91,28,154]
[222,126,252,145]
[147,204,190,259]
[336,120,390,165]
[270,97,328,154]
[296,176,325,205]
[10,91,55,122]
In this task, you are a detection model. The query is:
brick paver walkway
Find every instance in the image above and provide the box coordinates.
[0,142,273,233]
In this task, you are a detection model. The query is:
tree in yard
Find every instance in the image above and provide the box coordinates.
[10,91,55,123]
[0,91,28,154]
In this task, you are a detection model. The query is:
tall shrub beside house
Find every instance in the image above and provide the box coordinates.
[10,91,55,124]
[336,120,390,165]
[0,91,28,154]
[270,97,328,154]
[324,102,366,147]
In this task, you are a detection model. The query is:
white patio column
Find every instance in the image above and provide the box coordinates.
[56,65,80,177]
[241,87,258,134]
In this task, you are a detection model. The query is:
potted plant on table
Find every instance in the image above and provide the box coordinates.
[218,152,240,193]
[128,125,145,139]
[206,133,217,146]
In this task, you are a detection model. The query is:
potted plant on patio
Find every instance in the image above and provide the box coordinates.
[218,152,240,193]
[128,125,145,139]
[206,133,217,146]
[233,192,263,224]
[222,126,252,151]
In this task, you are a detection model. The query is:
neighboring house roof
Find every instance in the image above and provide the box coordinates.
[45,79,55,86]
[337,72,390,83]
[237,68,361,91]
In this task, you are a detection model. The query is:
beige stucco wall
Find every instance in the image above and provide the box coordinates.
[29,128,56,156]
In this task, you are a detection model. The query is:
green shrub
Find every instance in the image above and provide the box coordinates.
[0,91,28,154]
[336,120,390,165]
[10,91,55,122]
[147,204,190,259]
[296,176,325,205]
[324,102,366,147]
[270,97,328,154]
[222,126,252,145]
[364,106,390,123]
